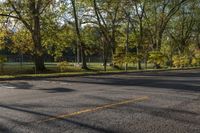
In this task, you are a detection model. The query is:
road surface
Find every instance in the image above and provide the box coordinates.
[0,69,200,133]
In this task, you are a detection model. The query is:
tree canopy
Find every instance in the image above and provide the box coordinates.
[0,0,200,71]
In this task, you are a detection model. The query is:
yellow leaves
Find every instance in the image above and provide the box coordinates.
[148,51,167,66]
[0,29,9,50]
[57,61,69,72]
[172,55,190,68]
[191,50,200,66]
[11,29,34,54]
[113,49,138,67]
[0,55,7,63]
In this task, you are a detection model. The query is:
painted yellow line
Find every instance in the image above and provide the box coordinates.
[36,96,149,123]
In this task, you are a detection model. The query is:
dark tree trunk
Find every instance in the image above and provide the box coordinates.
[34,54,45,72]
[81,45,88,69]
[145,58,148,69]
[103,59,107,72]
[32,26,45,72]
[103,43,107,72]
[31,1,45,72]
[32,35,45,72]
[137,47,142,70]
[137,60,142,70]
[71,0,88,70]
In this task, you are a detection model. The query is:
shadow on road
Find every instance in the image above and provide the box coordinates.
[48,71,200,92]
[0,81,75,93]
[0,82,33,89]
[123,103,200,125]
[40,87,75,93]
[0,104,115,133]
[0,70,199,132]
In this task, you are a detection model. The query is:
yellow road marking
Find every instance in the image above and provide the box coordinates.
[36,96,149,123]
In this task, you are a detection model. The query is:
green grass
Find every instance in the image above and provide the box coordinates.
[0,62,127,75]
[0,62,199,80]
[0,62,141,79]
[0,62,117,75]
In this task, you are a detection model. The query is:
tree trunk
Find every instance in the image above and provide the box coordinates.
[137,60,142,70]
[137,47,142,70]
[34,54,45,72]
[32,34,45,72]
[157,32,163,51]
[103,43,107,71]
[145,57,148,70]
[71,0,88,70]
[32,2,45,72]
[103,59,107,72]
[81,45,88,69]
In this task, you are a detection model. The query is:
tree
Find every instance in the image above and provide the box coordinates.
[70,0,88,69]
[144,0,187,50]
[93,0,124,70]
[0,0,58,71]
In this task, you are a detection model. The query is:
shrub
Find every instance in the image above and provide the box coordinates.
[148,51,166,68]
[172,55,190,68]
[0,56,7,72]
[113,53,125,68]
[0,56,7,63]
[57,61,69,72]
[191,50,200,66]
[113,52,138,68]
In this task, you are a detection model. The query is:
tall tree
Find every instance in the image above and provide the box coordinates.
[0,0,57,71]
[93,0,123,70]
[145,0,187,50]
[70,0,88,69]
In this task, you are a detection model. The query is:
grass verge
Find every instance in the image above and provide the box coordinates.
[0,66,199,81]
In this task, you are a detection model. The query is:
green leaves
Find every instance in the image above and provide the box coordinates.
[42,24,75,61]
[11,29,34,54]
[57,61,69,72]
[0,55,7,63]
[172,55,190,68]
[0,0,199,71]
[0,29,9,50]
[148,51,167,67]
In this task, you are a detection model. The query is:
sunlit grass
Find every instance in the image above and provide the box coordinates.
[0,62,199,79]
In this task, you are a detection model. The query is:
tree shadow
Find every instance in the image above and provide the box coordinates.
[83,95,115,103]
[123,104,200,125]
[137,70,200,78]
[0,104,115,133]
[0,82,33,89]
[40,87,75,93]
[0,125,10,133]
[48,71,200,92]
[0,81,75,94]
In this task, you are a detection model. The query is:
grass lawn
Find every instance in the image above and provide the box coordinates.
[0,62,198,79]
[0,62,154,78]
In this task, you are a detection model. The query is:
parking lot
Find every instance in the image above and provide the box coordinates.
[0,69,200,133]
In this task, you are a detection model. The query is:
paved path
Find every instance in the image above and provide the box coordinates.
[0,70,200,133]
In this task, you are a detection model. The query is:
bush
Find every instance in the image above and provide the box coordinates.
[125,53,138,64]
[191,50,200,66]
[113,53,125,67]
[0,56,7,63]
[172,55,190,68]
[191,58,200,66]
[148,51,166,68]
[113,52,138,68]
[57,61,69,72]
[0,56,7,72]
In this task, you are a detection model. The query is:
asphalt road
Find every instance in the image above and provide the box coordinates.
[0,69,200,133]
